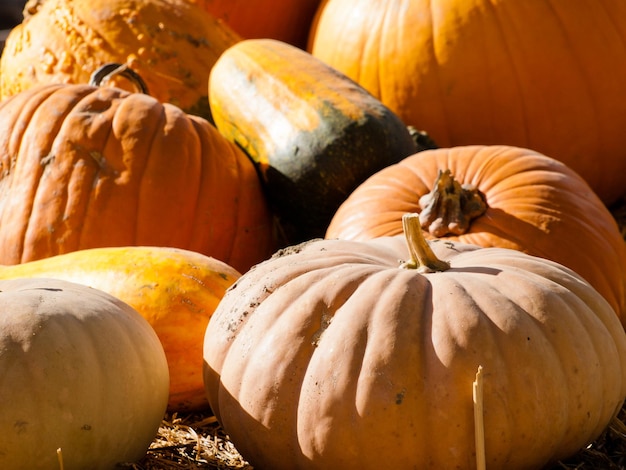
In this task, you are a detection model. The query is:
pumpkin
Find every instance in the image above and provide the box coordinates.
[203,213,626,469]
[209,38,418,244]
[0,0,241,119]
[0,245,241,412]
[190,0,322,49]
[0,277,169,470]
[326,145,626,327]
[0,81,275,273]
[308,0,626,204]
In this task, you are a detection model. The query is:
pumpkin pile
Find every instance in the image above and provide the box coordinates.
[0,0,626,469]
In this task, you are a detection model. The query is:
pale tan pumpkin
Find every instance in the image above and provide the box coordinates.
[204,214,626,469]
[0,277,169,469]
[0,245,241,412]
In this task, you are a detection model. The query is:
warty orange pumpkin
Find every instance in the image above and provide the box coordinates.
[204,213,626,469]
[0,0,241,119]
[308,0,626,204]
[327,145,626,328]
[0,81,275,273]
[0,245,241,412]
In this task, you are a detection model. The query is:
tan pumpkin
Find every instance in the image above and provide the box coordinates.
[308,0,626,204]
[0,0,241,119]
[204,214,626,469]
[0,81,275,273]
[0,245,241,412]
[0,277,169,470]
[327,145,626,327]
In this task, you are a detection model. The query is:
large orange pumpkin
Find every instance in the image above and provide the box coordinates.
[190,0,321,49]
[204,214,626,469]
[326,145,626,327]
[0,0,241,119]
[0,82,275,273]
[308,0,626,204]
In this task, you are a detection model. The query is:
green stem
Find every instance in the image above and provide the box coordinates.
[400,213,451,273]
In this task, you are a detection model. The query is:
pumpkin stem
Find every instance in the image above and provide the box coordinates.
[89,63,149,95]
[418,169,487,237]
[400,213,450,272]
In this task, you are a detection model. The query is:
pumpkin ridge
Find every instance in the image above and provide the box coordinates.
[433,253,618,463]
[73,90,138,249]
[18,86,98,261]
[483,0,533,150]
[58,90,117,252]
[129,97,169,245]
[102,95,152,246]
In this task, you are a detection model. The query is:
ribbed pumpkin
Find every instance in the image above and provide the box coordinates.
[308,0,626,204]
[190,0,321,49]
[0,0,241,119]
[0,277,169,470]
[0,82,275,273]
[327,145,626,327]
[209,38,418,244]
[204,214,626,469]
[0,245,241,412]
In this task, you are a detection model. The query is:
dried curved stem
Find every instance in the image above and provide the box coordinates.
[400,213,450,273]
[89,63,149,95]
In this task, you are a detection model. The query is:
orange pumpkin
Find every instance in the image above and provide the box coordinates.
[190,0,321,49]
[326,145,626,327]
[308,0,626,204]
[0,82,275,273]
[0,0,241,119]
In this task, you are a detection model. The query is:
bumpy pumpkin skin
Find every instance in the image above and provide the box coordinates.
[190,0,321,49]
[209,38,418,244]
[204,234,626,469]
[0,0,241,119]
[308,0,626,204]
[327,145,626,327]
[0,246,241,412]
[0,83,275,274]
[0,278,169,470]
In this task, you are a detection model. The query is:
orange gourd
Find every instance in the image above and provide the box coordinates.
[209,38,418,244]
[308,0,626,204]
[326,145,626,327]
